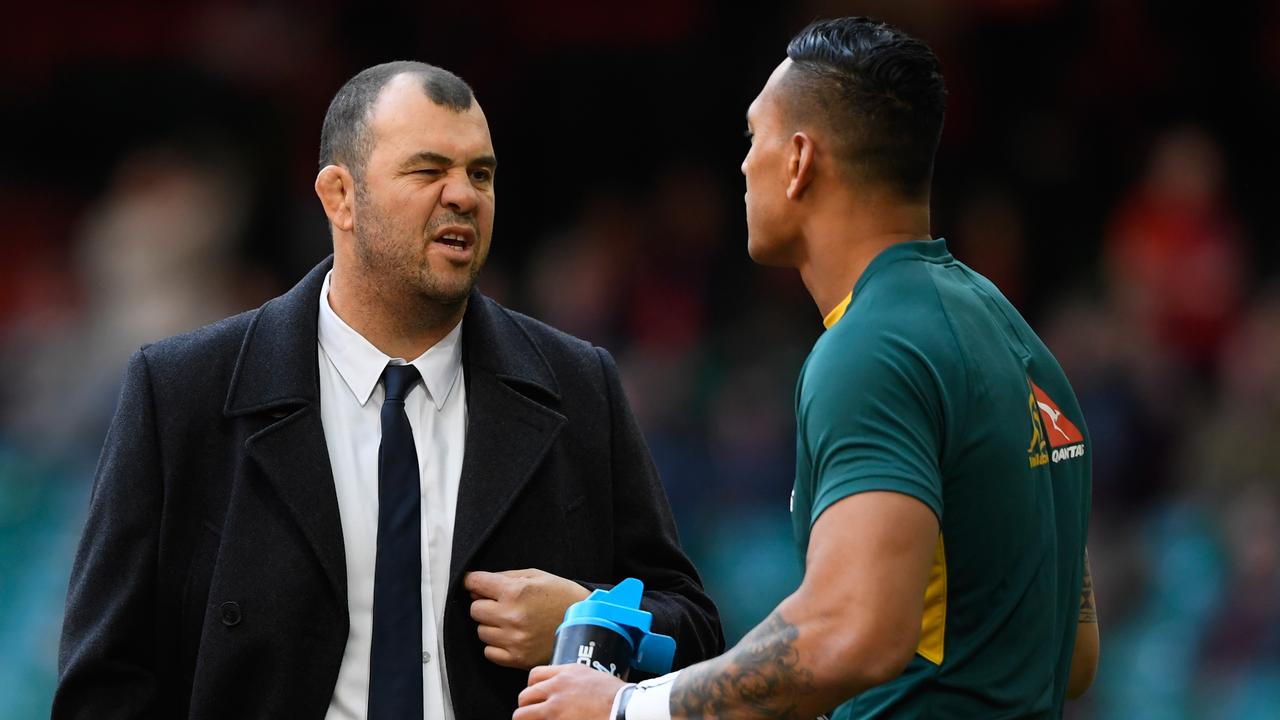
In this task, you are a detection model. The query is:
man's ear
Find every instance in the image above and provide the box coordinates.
[315,165,356,232]
[786,132,816,201]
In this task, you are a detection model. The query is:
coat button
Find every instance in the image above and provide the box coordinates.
[219,601,242,627]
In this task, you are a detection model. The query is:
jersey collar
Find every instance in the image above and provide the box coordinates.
[824,238,951,329]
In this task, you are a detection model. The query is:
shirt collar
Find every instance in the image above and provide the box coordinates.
[824,238,953,330]
[822,292,853,329]
[317,270,464,410]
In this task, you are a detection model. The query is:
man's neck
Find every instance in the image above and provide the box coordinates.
[328,265,466,360]
[796,195,932,320]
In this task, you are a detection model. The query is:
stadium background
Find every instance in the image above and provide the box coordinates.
[3,0,1279,717]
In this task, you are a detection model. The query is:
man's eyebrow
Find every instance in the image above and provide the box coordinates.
[402,151,454,168]
[401,151,497,171]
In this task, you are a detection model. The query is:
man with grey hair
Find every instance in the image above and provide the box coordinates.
[53,61,722,720]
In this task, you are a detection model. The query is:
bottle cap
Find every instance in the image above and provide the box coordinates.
[556,577,676,674]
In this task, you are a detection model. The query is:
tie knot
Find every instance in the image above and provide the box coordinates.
[382,364,421,403]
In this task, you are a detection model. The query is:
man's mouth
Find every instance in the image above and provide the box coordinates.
[431,224,476,250]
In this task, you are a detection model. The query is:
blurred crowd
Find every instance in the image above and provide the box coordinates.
[3,1,1279,718]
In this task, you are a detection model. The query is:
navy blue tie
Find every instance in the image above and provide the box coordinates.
[368,364,424,720]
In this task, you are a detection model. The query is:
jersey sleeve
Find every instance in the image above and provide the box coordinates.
[800,320,949,527]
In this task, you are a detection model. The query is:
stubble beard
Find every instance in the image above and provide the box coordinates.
[352,185,483,307]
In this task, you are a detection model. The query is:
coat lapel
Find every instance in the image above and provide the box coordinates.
[220,266,567,605]
[223,257,347,604]
[449,292,566,589]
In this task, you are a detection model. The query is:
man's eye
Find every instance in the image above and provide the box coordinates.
[744,130,754,143]
[416,168,444,177]
[471,169,493,182]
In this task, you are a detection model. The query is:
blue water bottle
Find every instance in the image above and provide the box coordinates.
[550,577,676,680]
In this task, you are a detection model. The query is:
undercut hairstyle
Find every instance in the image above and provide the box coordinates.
[318,60,474,181]
[785,17,946,200]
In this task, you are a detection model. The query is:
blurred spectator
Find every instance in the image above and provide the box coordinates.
[0,143,270,456]
[1183,287,1280,497]
[1201,484,1280,677]
[1105,126,1248,374]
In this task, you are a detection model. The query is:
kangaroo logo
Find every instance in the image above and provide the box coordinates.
[1028,378,1085,464]
[1036,400,1072,442]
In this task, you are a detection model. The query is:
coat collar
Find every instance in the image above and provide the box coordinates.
[224,255,560,416]
[224,257,331,417]
[458,289,560,404]
[221,255,566,605]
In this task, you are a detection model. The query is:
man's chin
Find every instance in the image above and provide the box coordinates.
[422,288,472,306]
[746,239,791,268]
[416,272,478,306]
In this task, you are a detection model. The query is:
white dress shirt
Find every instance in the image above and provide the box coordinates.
[317,271,465,720]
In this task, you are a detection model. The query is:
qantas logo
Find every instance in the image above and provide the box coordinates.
[1027,379,1085,467]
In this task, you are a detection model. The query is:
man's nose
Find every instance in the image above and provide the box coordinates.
[440,173,479,214]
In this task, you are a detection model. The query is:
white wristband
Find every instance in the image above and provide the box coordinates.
[622,670,681,720]
[609,683,637,720]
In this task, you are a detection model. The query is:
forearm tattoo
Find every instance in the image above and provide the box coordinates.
[1079,550,1098,624]
[670,610,817,719]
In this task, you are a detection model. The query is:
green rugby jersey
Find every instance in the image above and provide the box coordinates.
[792,238,1090,719]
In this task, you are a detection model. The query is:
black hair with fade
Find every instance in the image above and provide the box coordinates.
[785,17,946,200]
[318,60,474,181]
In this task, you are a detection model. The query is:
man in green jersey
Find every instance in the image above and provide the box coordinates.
[517,16,1099,719]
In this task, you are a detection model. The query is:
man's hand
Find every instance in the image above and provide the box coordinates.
[464,568,590,669]
[515,664,624,720]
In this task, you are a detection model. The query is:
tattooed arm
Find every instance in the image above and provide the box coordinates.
[514,491,937,720]
[668,491,938,719]
[1067,550,1099,699]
